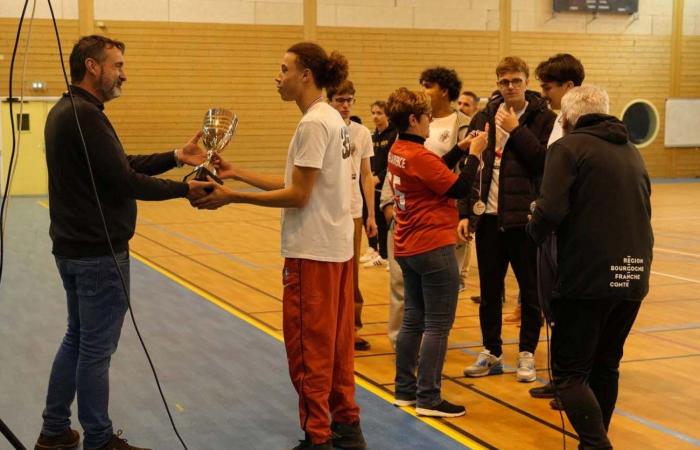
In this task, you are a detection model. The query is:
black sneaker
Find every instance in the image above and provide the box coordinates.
[354,338,371,351]
[550,398,564,411]
[416,400,466,418]
[530,382,555,398]
[34,429,80,450]
[290,438,332,450]
[93,430,151,450]
[331,421,367,450]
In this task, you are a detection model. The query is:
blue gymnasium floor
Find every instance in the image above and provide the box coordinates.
[0,198,468,450]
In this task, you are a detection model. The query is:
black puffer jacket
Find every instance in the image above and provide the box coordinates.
[527,114,653,301]
[458,90,556,231]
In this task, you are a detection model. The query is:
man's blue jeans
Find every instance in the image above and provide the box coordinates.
[395,245,459,408]
[41,251,130,449]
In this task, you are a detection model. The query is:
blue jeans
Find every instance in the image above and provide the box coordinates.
[395,245,459,408]
[41,251,130,449]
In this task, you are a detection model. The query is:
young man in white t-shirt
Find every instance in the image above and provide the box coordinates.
[419,66,472,290]
[536,53,586,147]
[327,80,377,352]
[193,42,366,450]
[528,53,585,405]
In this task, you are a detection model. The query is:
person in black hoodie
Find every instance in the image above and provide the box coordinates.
[527,85,653,450]
[460,57,556,382]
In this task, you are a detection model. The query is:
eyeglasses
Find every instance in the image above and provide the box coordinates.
[497,78,524,89]
[333,97,356,105]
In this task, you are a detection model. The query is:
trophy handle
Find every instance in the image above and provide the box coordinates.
[183,166,224,189]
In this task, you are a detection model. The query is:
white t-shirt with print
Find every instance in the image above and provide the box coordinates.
[348,121,374,218]
[486,103,528,214]
[548,111,563,147]
[281,102,354,262]
[425,112,458,157]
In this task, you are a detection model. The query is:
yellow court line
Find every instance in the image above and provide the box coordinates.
[130,250,488,450]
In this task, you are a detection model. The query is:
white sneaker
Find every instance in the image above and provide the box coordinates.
[463,350,503,377]
[359,248,378,263]
[516,351,536,382]
[362,254,387,268]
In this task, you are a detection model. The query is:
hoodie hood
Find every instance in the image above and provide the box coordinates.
[570,113,629,145]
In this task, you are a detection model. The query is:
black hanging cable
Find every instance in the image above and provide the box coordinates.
[0,0,29,287]
[545,319,567,450]
[46,2,188,448]
[0,2,31,449]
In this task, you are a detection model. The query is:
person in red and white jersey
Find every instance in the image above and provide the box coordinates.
[386,87,486,418]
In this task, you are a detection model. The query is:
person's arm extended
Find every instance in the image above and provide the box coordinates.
[361,157,377,237]
[213,155,285,191]
[444,155,480,199]
[79,109,190,200]
[191,165,318,209]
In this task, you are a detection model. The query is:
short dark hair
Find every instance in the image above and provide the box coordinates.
[70,35,125,84]
[535,53,585,86]
[387,88,430,133]
[461,91,479,103]
[326,79,355,100]
[496,56,529,79]
[419,66,462,102]
[287,42,349,90]
[370,100,387,113]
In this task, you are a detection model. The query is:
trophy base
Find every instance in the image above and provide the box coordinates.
[183,166,223,187]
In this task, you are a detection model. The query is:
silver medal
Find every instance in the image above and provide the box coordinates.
[473,200,486,216]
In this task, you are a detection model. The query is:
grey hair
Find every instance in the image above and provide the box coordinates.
[561,85,609,128]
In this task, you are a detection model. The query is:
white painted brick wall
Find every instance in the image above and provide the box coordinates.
[255,1,303,25]
[95,0,169,21]
[513,0,674,36]
[0,0,695,35]
[0,0,78,20]
[169,0,255,24]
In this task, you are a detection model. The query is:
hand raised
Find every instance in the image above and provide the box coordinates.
[469,124,488,157]
[211,153,239,180]
[495,106,519,133]
[177,131,207,167]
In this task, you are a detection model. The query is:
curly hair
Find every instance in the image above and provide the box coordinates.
[287,42,349,90]
[387,88,431,132]
[419,66,462,102]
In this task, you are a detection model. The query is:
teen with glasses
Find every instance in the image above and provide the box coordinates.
[460,56,556,383]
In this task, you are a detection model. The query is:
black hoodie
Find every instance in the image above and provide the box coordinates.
[527,114,653,302]
[459,90,556,231]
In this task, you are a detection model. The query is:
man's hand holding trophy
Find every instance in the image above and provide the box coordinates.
[182,107,247,209]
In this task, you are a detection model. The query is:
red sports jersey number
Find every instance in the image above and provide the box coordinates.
[388,173,406,211]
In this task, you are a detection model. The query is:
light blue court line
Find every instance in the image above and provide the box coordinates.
[137,217,260,269]
[635,323,700,333]
[613,410,700,446]
[458,342,700,446]
[651,178,700,184]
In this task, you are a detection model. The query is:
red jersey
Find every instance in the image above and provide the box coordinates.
[387,137,459,257]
